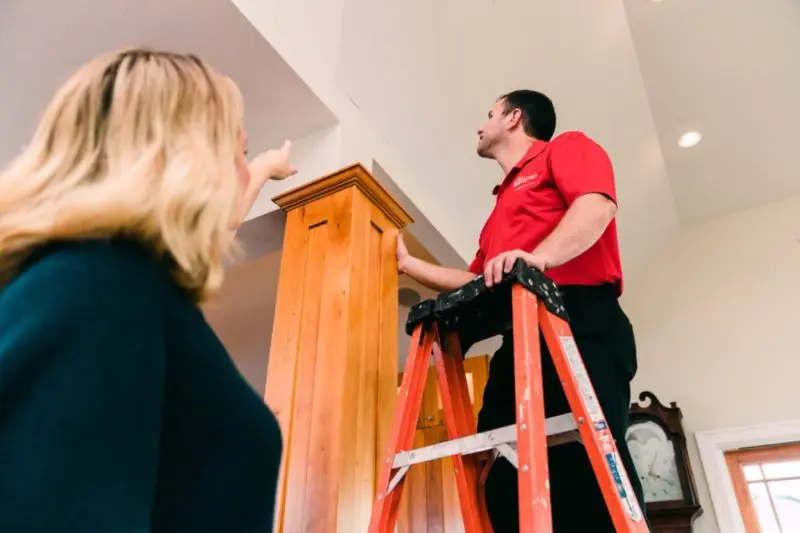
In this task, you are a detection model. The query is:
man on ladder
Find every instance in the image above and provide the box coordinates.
[395,89,646,532]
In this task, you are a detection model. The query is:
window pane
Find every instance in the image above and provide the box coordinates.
[749,482,781,533]
[768,479,800,531]
[763,460,800,480]
[744,465,764,481]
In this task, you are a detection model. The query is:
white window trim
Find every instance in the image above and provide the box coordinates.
[695,418,800,533]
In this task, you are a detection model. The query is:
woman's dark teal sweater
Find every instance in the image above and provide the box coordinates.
[0,238,282,532]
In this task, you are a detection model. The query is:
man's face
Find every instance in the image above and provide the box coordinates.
[477,99,512,159]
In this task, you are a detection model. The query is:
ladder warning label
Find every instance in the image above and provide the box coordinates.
[558,336,604,423]
[606,451,644,522]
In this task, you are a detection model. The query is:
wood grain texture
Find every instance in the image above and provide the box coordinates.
[265,165,411,532]
[724,443,800,533]
[724,453,762,533]
[272,163,413,228]
[396,356,490,533]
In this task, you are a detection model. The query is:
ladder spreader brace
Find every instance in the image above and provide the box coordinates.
[367,259,649,533]
[386,414,580,496]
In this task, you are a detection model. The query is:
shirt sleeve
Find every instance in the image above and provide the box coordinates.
[467,248,486,275]
[549,131,617,206]
[0,246,165,532]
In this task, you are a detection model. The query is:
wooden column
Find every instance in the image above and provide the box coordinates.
[265,163,413,533]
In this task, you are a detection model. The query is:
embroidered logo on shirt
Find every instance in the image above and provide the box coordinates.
[512,173,538,189]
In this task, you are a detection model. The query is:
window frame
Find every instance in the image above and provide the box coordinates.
[696,418,800,533]
[725,442,800,531]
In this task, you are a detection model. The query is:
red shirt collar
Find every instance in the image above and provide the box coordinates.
[492,140,548,195]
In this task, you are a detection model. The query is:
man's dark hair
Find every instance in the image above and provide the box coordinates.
[500,90,556,141]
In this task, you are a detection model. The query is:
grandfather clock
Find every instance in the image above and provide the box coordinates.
[626,392,703,533]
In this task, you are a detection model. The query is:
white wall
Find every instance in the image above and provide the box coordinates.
[336,0,679,275]
[203,251,283,393]
[231,0,680,278]
[246,124,343,220]
[622,195,800,532]
[231,0,474,267]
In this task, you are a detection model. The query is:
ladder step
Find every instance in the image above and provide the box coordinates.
[392,413,578,469]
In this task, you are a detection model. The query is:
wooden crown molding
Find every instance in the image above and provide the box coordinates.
[272,163,414,228]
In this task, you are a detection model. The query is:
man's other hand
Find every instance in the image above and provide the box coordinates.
[396,233,411,274]
[483,250,548,287]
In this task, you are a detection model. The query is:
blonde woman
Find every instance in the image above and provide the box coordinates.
[0,49,295,532]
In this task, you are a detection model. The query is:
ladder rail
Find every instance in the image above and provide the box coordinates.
[432,328,487,533]
[539,306,649,532]
[510,284,552,533]
[368,325,435,533]
[368,259,650,533]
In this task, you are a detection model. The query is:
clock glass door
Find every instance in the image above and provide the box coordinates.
[626,420,684,503]
[725,442,800,532]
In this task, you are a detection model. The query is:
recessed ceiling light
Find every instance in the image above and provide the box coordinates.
[678,131,702,148]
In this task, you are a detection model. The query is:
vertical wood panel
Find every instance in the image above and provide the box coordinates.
[264,207,314,532]
[284,216,329,531]
[361,215,383,493]
[441,455,465,533]
[301,189,357,531]
[266,164,412,533]
[336,189,376,532]
[395,355,490,533]
[425,426,446,533]
[376,204,400,493]
[409,430,430,531]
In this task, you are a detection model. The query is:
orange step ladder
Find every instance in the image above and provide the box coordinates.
[367,259,649,533]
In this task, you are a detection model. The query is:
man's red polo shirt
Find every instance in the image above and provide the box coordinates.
[467,131,624,294]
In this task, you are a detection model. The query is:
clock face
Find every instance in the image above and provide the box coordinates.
[626,420,684,503]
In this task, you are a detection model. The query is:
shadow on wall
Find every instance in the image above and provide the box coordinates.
[203,249,283,394]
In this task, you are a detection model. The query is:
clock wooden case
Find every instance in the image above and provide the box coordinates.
[626,391,703,533]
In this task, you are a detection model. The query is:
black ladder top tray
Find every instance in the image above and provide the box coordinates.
[405,258,569,349]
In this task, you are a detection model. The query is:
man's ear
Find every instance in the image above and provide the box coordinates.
[505,108,523,130]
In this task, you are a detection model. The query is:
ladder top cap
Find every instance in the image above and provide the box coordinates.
[405,258,569,338]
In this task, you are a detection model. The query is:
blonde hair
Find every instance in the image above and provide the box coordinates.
[0,48,244,301]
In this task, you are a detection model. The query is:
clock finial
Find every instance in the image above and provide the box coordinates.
[637,391,666,410]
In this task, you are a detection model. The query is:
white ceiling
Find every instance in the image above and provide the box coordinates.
[336,0,681,279]
[0,0,337,167]
[623,0,800,224]
[213,0,800,377]
[4,0,799,377]
[4,0,796,247]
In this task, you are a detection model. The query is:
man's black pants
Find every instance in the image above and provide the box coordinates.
[477,284,646,532]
